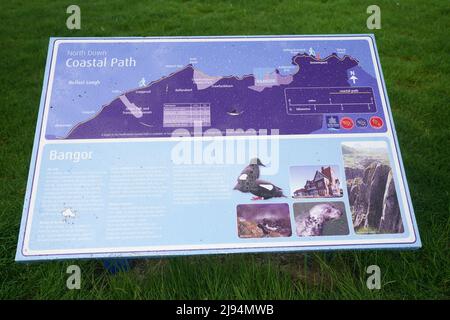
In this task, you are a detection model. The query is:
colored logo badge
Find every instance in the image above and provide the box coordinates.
[326,116,340,130]
[370,116,384,129]
[340,117,354,130]
[356,118,368,128]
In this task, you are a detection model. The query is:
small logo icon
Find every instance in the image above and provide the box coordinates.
[326,116,340,130]
[356,118,368,128]
[370,116,383,129]
[349,70,358,84]
[340,117,354,130]
[138,77,146,87]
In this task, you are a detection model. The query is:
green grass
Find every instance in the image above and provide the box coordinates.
[0,0,449,299]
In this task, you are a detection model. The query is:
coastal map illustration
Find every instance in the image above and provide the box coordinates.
[45,37,387,139]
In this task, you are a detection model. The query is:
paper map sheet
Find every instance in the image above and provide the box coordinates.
[16,35,421,261]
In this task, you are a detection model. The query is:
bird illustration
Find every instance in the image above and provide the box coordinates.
[249,179,286,200]
[233,159,285,200]
[227,107,244,116]
[233,158,265,193]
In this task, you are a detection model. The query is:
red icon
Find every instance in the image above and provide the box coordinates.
[370,116,384,129]
[340,117,354,129]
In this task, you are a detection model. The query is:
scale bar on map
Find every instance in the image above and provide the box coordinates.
[285,87,376,114]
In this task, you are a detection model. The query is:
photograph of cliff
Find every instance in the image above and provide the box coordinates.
[342,141,404,234]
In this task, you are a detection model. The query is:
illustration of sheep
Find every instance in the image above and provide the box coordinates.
[296,203,343,236]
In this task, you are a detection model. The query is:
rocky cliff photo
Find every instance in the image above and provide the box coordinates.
[342,141,404,234]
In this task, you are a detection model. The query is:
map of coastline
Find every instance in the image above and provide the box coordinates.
[63,53,366,139]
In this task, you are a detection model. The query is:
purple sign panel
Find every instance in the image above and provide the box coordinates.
[40,37,390,140]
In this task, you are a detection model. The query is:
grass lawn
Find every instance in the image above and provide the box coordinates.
[0,0,449,299]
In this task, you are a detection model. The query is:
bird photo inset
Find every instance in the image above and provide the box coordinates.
[233,158,286,200]
[237,203,292,238]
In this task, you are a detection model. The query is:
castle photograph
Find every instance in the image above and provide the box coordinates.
[290,165,343,198]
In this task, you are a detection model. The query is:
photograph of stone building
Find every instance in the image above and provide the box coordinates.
[290,165,343,198]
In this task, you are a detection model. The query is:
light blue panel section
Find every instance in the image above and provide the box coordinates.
[25,136,411,254]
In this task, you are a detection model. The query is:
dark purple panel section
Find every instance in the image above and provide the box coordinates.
[66,53,359,139]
